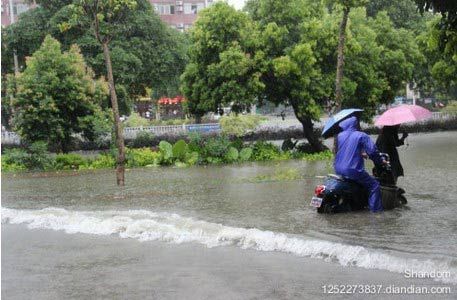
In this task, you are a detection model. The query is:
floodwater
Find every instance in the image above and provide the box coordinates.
[2,131,457,298]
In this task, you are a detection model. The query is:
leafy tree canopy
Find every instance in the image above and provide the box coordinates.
[13,36,109,152]
[1,0,188,115]
[181,2,264,120]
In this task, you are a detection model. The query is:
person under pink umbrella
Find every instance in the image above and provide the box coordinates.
[374,104,432,184]
[375,125,408,184]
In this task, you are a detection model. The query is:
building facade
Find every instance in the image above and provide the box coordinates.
[150,0,213,31]
[1,0,35,26]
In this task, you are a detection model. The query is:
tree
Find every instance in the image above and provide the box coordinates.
[1,0,189,116]
[331,0,368,113]
[245,0,328,151]
[71,0,138,186]
[366,0,426,32]
[416,17,457,100]
[181,2,264,123]
[306,8,420,114]
[415,1,457,29]
[13,36,107,152]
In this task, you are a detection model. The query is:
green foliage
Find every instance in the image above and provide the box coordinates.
[89,153,116,169]
[124,112,150,127]
[184,151,199,166]
[79,107,112,147]
[201,135,231,160]
[54,153,87,170]
[1,159,27,172]
[225,147,239,162]
[126,148,161,167]
[159,141,173,164]
[366,0,427,32]
[220,114,266,137]
[2,0,188,106]
[181,2,264,119]
[443,101,457,113]
[129,131,155,148]
[172,140,189,161]
[2,141,53,171]
[416,17,457,99]
[13,36,107,152]
[301,150,334,161]
[251,141,286,161]
[239,147,253,161]
[251,168,301,182]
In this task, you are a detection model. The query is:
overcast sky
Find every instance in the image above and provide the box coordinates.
[226,0,246,10]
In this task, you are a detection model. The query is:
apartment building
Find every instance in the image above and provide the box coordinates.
[1,0,35,26]
[150,0,214,31]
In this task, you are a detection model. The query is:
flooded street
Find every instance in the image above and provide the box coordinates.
[2,131,457,299]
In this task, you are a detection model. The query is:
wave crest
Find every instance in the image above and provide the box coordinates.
[2,207,456,284]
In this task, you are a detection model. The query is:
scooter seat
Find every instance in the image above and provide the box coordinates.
[328,174,343,180]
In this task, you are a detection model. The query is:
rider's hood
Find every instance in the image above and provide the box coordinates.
[339,116,359,132]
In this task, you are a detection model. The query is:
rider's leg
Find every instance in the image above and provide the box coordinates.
[354,171,383,212]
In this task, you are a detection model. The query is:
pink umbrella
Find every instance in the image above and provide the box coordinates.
[375,104,432,127]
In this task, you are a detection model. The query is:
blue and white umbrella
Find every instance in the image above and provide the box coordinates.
[322,108,363,138]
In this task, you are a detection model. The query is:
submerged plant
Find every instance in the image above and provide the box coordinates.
[250,168,302,182]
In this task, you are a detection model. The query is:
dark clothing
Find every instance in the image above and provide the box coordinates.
[334,117,383,212]
[375,126,404,181]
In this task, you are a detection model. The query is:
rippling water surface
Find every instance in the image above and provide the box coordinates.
[2,131,457,283]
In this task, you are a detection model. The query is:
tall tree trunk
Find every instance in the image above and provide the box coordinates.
[333,6,350,153]
[293,112,325,153]
[102,42,126,186]
[334,6,350,113]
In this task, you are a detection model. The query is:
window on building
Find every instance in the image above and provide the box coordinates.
[154,4,174,15]
[13,3,29,16]
[183,3,192,14]
[196,3,204,12]
[191,4,197,14]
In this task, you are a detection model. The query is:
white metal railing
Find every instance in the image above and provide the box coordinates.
[1,131,21,145]
[2,113,455,145]
[123,123,221,138]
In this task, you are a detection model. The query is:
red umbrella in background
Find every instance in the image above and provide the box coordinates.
[374,104,432,127]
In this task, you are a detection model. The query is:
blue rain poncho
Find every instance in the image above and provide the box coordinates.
[333,116,383,212]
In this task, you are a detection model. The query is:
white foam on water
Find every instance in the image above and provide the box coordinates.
[2,207,456,284]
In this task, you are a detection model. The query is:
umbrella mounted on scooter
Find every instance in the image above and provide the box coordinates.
[321,108,364,139]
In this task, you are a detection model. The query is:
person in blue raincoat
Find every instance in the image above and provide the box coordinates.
[334,116,384,212]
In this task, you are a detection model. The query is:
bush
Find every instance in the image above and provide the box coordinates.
[239,147,253,161]
[124,112,150,127]
[301,150,334,161]
[202,135,231,159]
[126,148,161,167]
[1,158,27,172]
[225,147,239,162]
[185,151,199,166]
[188,132,204,153]
[90,154,116,169]
[220,114,266,137]
[172,140,189,161]
[442,101,457,114]
[129,131,155,148]
[2,148,29,166]
[54,153,87,170]
[26,141,53,170]
[251,141,282,161]
[2,142,53,171]
[159,141,173,164]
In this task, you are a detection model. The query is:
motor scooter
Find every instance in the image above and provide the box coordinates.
[310,153,407,213]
